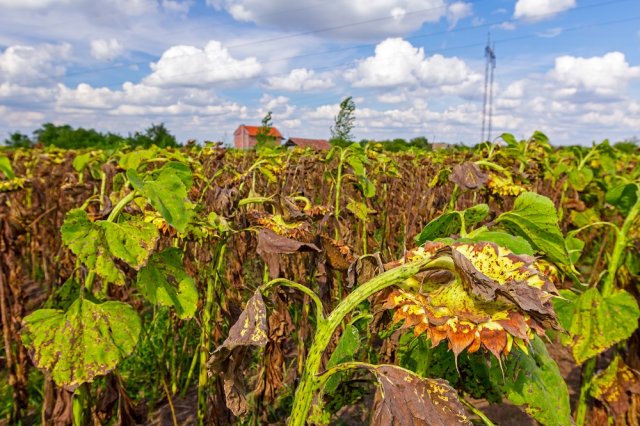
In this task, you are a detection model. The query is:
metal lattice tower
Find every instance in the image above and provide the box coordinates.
[481,34,496,143]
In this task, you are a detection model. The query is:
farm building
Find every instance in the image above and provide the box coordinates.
[233,125,284,149]
[284,137,331,150]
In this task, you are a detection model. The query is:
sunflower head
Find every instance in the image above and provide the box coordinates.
[384,241,559,363]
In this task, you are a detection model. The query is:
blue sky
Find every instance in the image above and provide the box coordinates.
[1,0,639,145]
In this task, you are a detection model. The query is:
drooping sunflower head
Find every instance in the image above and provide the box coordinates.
[384,241,560,363]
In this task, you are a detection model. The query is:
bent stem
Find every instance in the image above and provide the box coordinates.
[287,255,452,426]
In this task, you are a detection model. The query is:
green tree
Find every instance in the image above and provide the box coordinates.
[127,123,179,148]
[256,111,277,147]
[330,96,355,144]
[4,131,32,148]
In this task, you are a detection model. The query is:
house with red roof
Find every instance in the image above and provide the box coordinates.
[233,125,284,149]
[284,137,331,150]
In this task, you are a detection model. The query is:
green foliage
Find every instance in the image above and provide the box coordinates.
[128,162,194,233]
[397,334,502,402]
[554,288,640,364]
[3,131,32,148]
[137,248,198,319]
[0,155,15,179]
[496,192,572,268]
[465,228,534,255]
[61,209,126,285]
[256,111,278,147]
[330,96,356,144]
[415,204,489,245]
[21,298,141,388]
[26,122,179,149]
[323,324,360,394]
[99,219,159,268]
[491,336,572,426]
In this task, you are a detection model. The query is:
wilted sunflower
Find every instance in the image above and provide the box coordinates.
[384,241,560,365]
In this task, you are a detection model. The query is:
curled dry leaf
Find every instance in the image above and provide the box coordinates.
[257,229,321,279]
[385,241,560,364]
[208,289,268,417]
[370,364,471,426]
[449,162,488,190]
[347,253,385,288]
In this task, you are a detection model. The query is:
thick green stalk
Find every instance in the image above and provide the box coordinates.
[575,357,596,426]
[334,155,344,240]
[198,243,226,425]
[601,199,639,296]
[287,256,449,425]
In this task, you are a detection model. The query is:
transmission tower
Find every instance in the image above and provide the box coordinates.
[481,34,496,143]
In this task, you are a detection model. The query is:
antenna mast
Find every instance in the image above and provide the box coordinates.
[481,34,496,143]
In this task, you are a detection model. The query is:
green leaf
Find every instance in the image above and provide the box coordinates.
[496,192,572,267]
[61,209,125,285]
[136,248,198,319]
[127,164,193,233]
[565,236,585,264]
[415,204,489,245]
[21,298,141,389]
[118,148,156,171]
[553,288,640,364]
[465,228,534,255]
[492,337,572,426]
[72,153,92,172]
[346,199,370,221]
[358,175,376,198]
[346,155,365,176]
[99,218,159,269]
[0,155,15,179]
[500,133,518,146]
[568,168,593,191]
[605,183,639,215]
[323,324,360,393]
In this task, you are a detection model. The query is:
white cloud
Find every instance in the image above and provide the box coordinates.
[536,27,563,38]
[259,94,295,119]
[377,92,407,103]
[0,43,71,84]
[207,0,448,39]
[90,38,124,61]
[514,0,575,22]
[447,2,472,29]
[144,40,262,87]
[0,0,75,8]
[265,68,333,91]
[161,0,191,14]
[346,38,475,90]
[550,52,640,96]
[493,21,516,31]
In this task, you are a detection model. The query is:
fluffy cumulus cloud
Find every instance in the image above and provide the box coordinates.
[144,41,262,87]
[550,51,640,97]
[265,68,333,91]
[346,38,475,90]
[447,1,472,28]
[514,0,575,22]
[0,43,71,84]
[90,38,124,61]
[207,0,447,39]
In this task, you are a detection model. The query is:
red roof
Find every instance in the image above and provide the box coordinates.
[235,125,283,139]
[285,137,331,150]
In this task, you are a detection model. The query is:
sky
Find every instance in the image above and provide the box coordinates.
[0,0,639,146]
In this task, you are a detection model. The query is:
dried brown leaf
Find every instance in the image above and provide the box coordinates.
[209,290,269,417]
[448,162,488,190]
[370,364,471,426]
